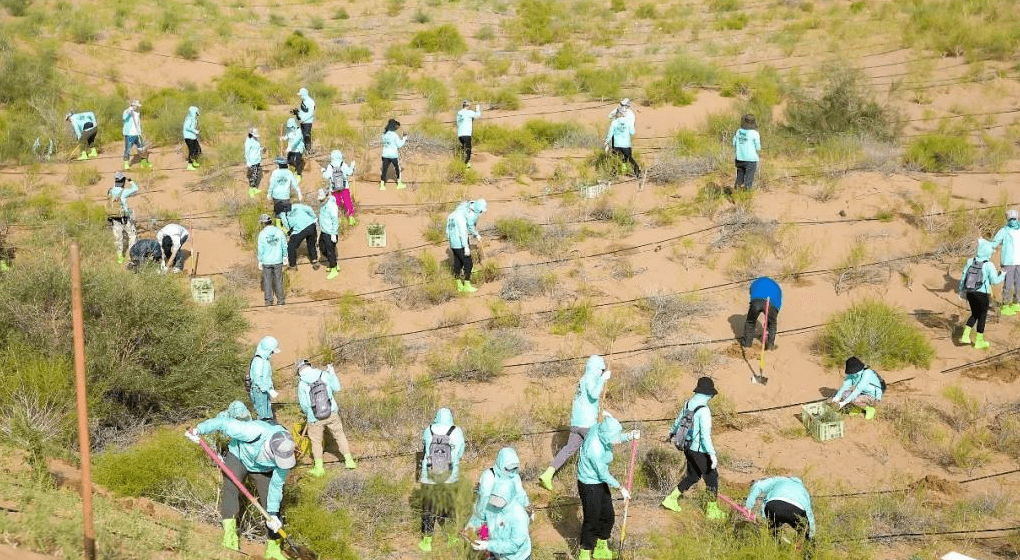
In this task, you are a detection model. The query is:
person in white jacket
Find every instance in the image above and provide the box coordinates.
[456,100,482,167]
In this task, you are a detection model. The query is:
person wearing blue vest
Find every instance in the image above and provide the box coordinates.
[576,413,639,560]
[991,209,1020,316]
[257,214,287,306]
[182,106,201,170]
[661,377,725,520]
[743,276,782,350]
[470,478,532,560]
[296,359,356,476]
[958,238,1005,349]
[745,476,815,541]
[456,100,482,167]
[732,113,761,189]
[186,418,295,560]
[467,447,529,536]
[66,110,99,160]
[281,203,318,270]
[380,118,407,190]
[604,112,640,177]
[418,407,466,552]
[245,128,264,198]
[831,356,883,419]
[248,336,280,420]
[126,239,162,270]
[538,355,610,491]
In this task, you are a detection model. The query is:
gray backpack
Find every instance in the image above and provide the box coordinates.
[671,405,705,451]
[427,425,456,474]
[963,260,985,293]
[308,373,332,420]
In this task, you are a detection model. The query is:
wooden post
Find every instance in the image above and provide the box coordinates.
[70,242,96,560]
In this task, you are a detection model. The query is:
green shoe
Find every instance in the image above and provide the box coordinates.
[578,549,592,560]
[705,500,726,520]
[140,159,152,169]
[0,261,8,272]
[309,458,325,478]
[396,180,406,189]
[265,539,287,560]
[326,267,339,280]
[661,489,681,512]
[418,536,433,552]
[123,161,131,170]
[462,280,478,293]
[348,216,357,226]
[456,279,465,293]
[187,163,197,171]
[538,466,555,491]
[1001,303,1019,316]
[117,255,125,264]
[959,325,972,345]
[593,539,616,560]
[974,333,990,350]
[248,187,258,198]
[77,151,88,161]
[221,518,239,551]
[379,181,386,190]
[88,147,98,157]
[344,453,357,469]
[864,406,876,420]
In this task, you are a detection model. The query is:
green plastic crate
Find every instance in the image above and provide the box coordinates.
[190,277,214,303]
[801,402,844,442]
[366,224,386,248]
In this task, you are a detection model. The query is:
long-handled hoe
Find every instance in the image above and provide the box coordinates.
[198,439,318,560]
[618,438,638,556]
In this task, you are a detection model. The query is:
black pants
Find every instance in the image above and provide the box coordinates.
[272,199,292,218]
[764,500,809,540]
[80,126,97,149]
[248,164,263,189]
[677,448,718,494]
[288,223,317,267]
[451,247,472,280]
[735,160,758,189]
[577,481,614,551]
[318,231,337,268]
[458,135,472,163]
[381,157,401,182]
[420,483,455,535]
[612,146,640,176]
[743,297,779,349]
[219,452,280,540]
[300,122,312,152]
[288,151,304,176]
[185,138,201,163]
[965,291,990,332]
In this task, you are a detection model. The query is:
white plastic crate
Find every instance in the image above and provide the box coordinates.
[366,224,386,248]
[190,278,214,303]
[580,181,610,199]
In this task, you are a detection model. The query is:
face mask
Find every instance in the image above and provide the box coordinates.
[1010,219,1018,227]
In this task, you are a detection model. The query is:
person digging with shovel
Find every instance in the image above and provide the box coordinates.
[742,276,781,350]
[576,412,639,560]
[661,376,726,521]
[445,198,487,294]
[185,417,296,560]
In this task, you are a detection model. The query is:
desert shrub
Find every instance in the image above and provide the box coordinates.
[645,55,721,106]
[411,24,466,54]
[320,472,410,545]
[336,44,371,63]
[642,293,716,339]
[415,76,448,114]
[0,344,74,464]
[275,31,319,67]
[385,44,424,68]
[508,0,565,45]
[551,299,594,335]
[1,0,31,16]
[93,428,216,502]
[216,67,286,110]
[500,267,557,301]
[367,67,407,100]
[546,42,595,70]
[174,38,200,60]
[339,377,438,440]
[815,299,934,370]
[613,356,680,401]
[635,3,656,17]
[494,216,543,249]
[427,330,529,382]
[905,0,1020,61]
[567,65,628,100]
[785,68,896,143]
[493,153,536,177]
[904,134,974,172]
[69,17,99,43]
[282,476,359,559]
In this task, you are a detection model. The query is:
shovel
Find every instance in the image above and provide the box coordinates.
[198,438,318,560]
[753,297,770,386]
[618,438,638,553]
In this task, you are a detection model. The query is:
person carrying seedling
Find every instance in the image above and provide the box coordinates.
[282,117,305,181]
[66,110,99,160]
[830,356,884,419]
[732,113,761,190]
[247,336,281,421]
[991,209,1020,316]
[958,238,1005,349]
[470,479,532,560]
[107,171,138,264]
[185,417,296,560]
[126,238,161,270]
[155,222,189,273]
[576,412,639,560]
[257,213,287,306]
[466,447,530,538]
[296,358,357,476]
[744,476,815,542]
[445,198,487,294]
[281,202,318,271]
[182,105,201,170]
[295,87,316,154]
[245,128,264,198]
[321,149,357,226]
[742,276,781,350]
[267,156,301,224]
[418,407,466,552]
[122,99,151,170]
[661,376,725,520]
[538,355,610,491]
[315,189,340,281]
[380,118,407,190]
[604,110,640,177]
[456,100,482,167]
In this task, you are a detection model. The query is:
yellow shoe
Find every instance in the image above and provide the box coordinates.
[593,539,616,559]
[959,326,972,345]
[705,500,726,520]
[187,163,197,171]
[326,267,339,280]
[77,151,88,161]
[418,536,433,552]
[344,453,357,469]
[308,459,325,477]
[396,180,406,189]
[264,539,287,560]
[461,280,478,293]
[123,161,131,170]
[661,489,681,512]
[221,519,239,551]
[538,466,555,491]
[974,333,990,350]
[117,255,125,264]
[88,147,98,157]
[578,549,592,560]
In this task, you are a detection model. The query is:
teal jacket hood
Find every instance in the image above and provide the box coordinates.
[434,407,454,425]
[256,336,279,358]
[597,416,623,446]
[569,355,607,428]
[976,238,994,261]
[330,150,343,167]
[494,447,520,476]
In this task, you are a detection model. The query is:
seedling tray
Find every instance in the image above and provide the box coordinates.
[801,402,844,442]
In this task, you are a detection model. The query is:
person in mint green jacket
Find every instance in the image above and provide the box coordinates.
[418,407,466,552]
[831,356,883,418]
[470,479,532,560]
[186,418,295,560]
[575,413,639,560]
[182,106,201,170]
[604,113,640,177]
[456,100,482,166]
[296,359,356,476]
[732,113,761,189]
[991,209,1020,315]
[958,238,1006,349]
[467,447,529,533]
[295,87,315,153]
[267,157,301,222]
[281,203,318,270]
[317,189,340,280]
[121,99,151,170]
[539,355,610,491]
[256,214,286,306]
[745,476,815,541]
[661,376,725,520]
[247,335,280,419]
[66,110,98,160]
[282,117,305,179]
[245,128,264,198]
[380,118,407,190]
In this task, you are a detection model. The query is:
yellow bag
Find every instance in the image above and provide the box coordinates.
[290,421,312,459]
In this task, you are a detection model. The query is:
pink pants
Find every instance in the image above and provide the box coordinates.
[333,189,354,217]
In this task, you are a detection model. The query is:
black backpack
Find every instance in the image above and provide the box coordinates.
[308,372,332,420]
[963,260,986,292]
[671,405,705,451]
[874,370,887,392]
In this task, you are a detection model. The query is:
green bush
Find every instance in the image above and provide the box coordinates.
[0,343,74,463]
[93,428,215,499]
[336,44,371,63]
[552,299,594,334]
[1,0,31,16]
[784,69,897,142]
[635,2,657,17]
[906,0,1020,61]
[816,299,935,370]
[275,31,319,67]
[546,42,595,70]
[507,0,564,45]
[645,55,720,106]
[411,24,467,54]
[904,134,975,172]
[216,67,286,111]
[385,44,424,68]
[495,216,543,248]
[282,476,358,559]
[174,38,200,60]
[427,331,528,381]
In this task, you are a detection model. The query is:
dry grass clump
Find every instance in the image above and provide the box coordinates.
[712,207,777,249]
[883,399,993,470]
[645,153,719,184]
[427,330,530,382]
[500,267,558,301]
[321,472,409,543]
[611,356,681,402]
[530,352,585,378]
[641,292,717,339]
[339,377,438,440]
[664,344,727,376]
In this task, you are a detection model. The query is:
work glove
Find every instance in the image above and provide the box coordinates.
[620,487,630,500]
[402,135,409,141]
[327,364,335,375]
[601,370,611,381]
[184,428,200,444]
[710,454,718,470]
[331,235,337,243]
[475,233,482,242]
[268,389,279,399]
[257,262,263,271]
[628,430,641,440]
[471,541,488,552]
[161,262,168,273]
[266,515,283,533]
[464,247,471,257]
